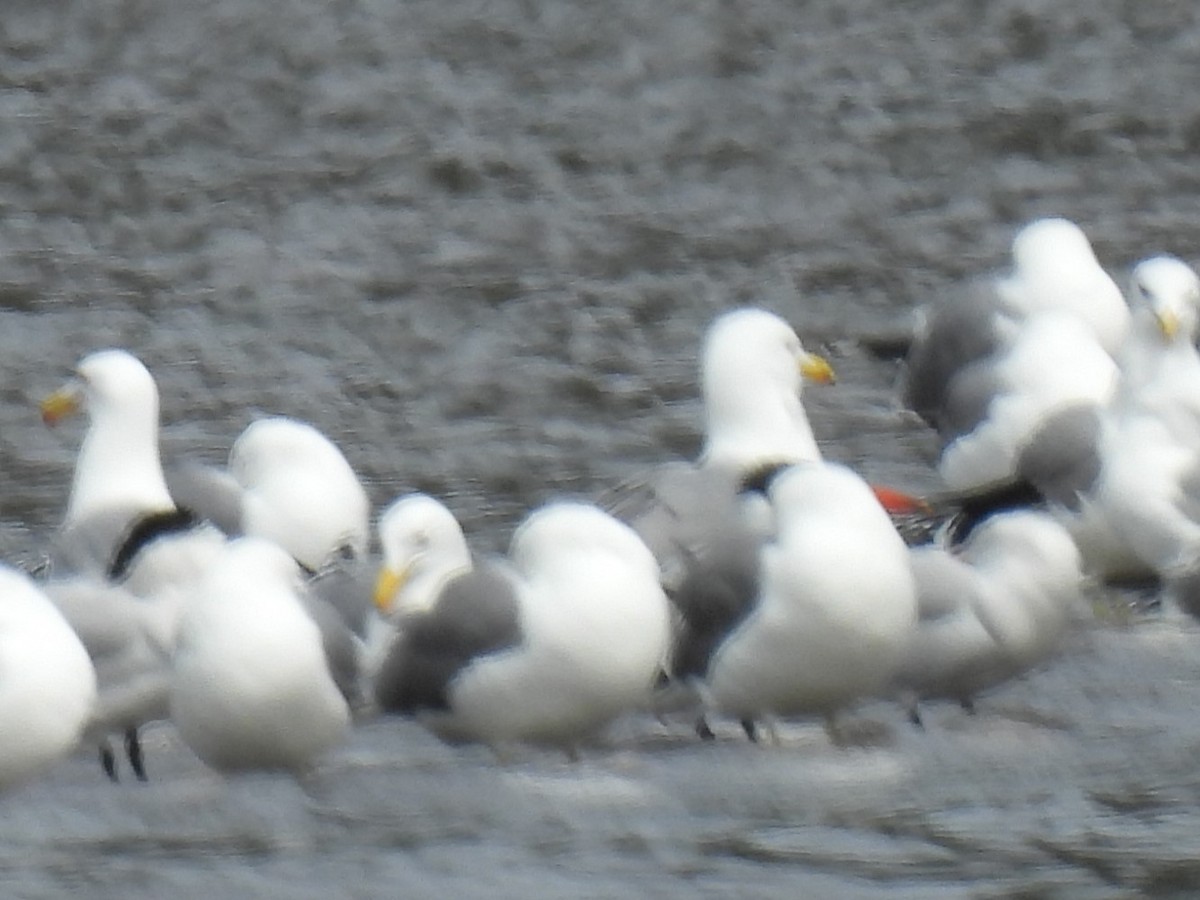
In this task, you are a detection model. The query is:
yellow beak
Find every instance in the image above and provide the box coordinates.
[373,564,410,614]
[1157,308,1181,341]
[40,384,83,426]
[799,352,836,385]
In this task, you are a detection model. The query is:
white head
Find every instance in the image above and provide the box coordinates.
[374,493,472,617]
[42,349,173,525]
[230,416,371,569]
[1003,218,1128,353]
[1011,218,1099,277]
[510,501,658,580]
[699,308,834,471]
[1128,255,1200,344]
[42,349,160,429]
[230,418,348,485]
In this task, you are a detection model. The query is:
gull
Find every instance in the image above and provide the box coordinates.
[372,495,672,756]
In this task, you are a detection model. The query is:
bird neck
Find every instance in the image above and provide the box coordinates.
[66,403,174,525]
[702,387,820,471]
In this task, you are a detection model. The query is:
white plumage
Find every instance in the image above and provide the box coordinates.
[169,537,352,773]
[373,497,672,751]
[43,349,177,530]
[699,307,834,473]
[42,348,228,779]
[704,463,918,725]
[0,566,97,791]
[995,216,1129,355]
[893,510,1086,720]
[904,218,1128,488]
[229,416,371,572]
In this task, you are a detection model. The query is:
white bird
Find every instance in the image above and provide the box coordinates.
[903,217,1128,455]
[936,311,1119,492]
[41,348,227,779]
[606,308,922,739]
[169,537,353,774]
[372,495,672,754]
[1109,256,1200,443]
[41,349,226,596]
[168,416,375,637]
[1090,414,1200,579]
[1011,257,1200,582]
[702,463,919,741]
[611,307,835,665]
[893,510,1086,724]
[230,417,371,571]
[168,415,371,571]
[0,565,97,792]
[903,243,1200,578]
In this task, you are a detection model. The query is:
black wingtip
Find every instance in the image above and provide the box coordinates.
[941,478,1046,545]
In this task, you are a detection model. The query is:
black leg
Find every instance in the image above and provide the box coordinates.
[740,718,759,743]
[99,741,118,782]
[695,716,716,741]
[125,728,148,782]
[908,703,925,729]
[960,697,977,716]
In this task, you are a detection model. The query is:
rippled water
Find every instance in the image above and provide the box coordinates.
[3,1,1200,896]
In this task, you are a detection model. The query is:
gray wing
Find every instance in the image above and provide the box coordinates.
[1016,402,1104,509]
[623,462,767,681]
[165,461,246,537]
[50,505,147,577]
[892,547,1002,703]
[300,586,366,710]
[939,358,1007,441]
[44,576,175,730]
[47,577,155,657]
[306,558,375,639]
[1173,456,1200,526]
[908,547,979,625]
[904,283,1011,431]
[373,561,523,715]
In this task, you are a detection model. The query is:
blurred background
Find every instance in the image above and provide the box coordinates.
[1,2,1199,897]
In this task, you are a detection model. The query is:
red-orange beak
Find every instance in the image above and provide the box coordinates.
[871,484,932,516]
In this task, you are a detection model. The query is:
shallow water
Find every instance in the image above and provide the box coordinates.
[2,0,1200,896]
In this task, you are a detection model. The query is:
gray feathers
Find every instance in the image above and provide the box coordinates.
[374,563,523,715]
